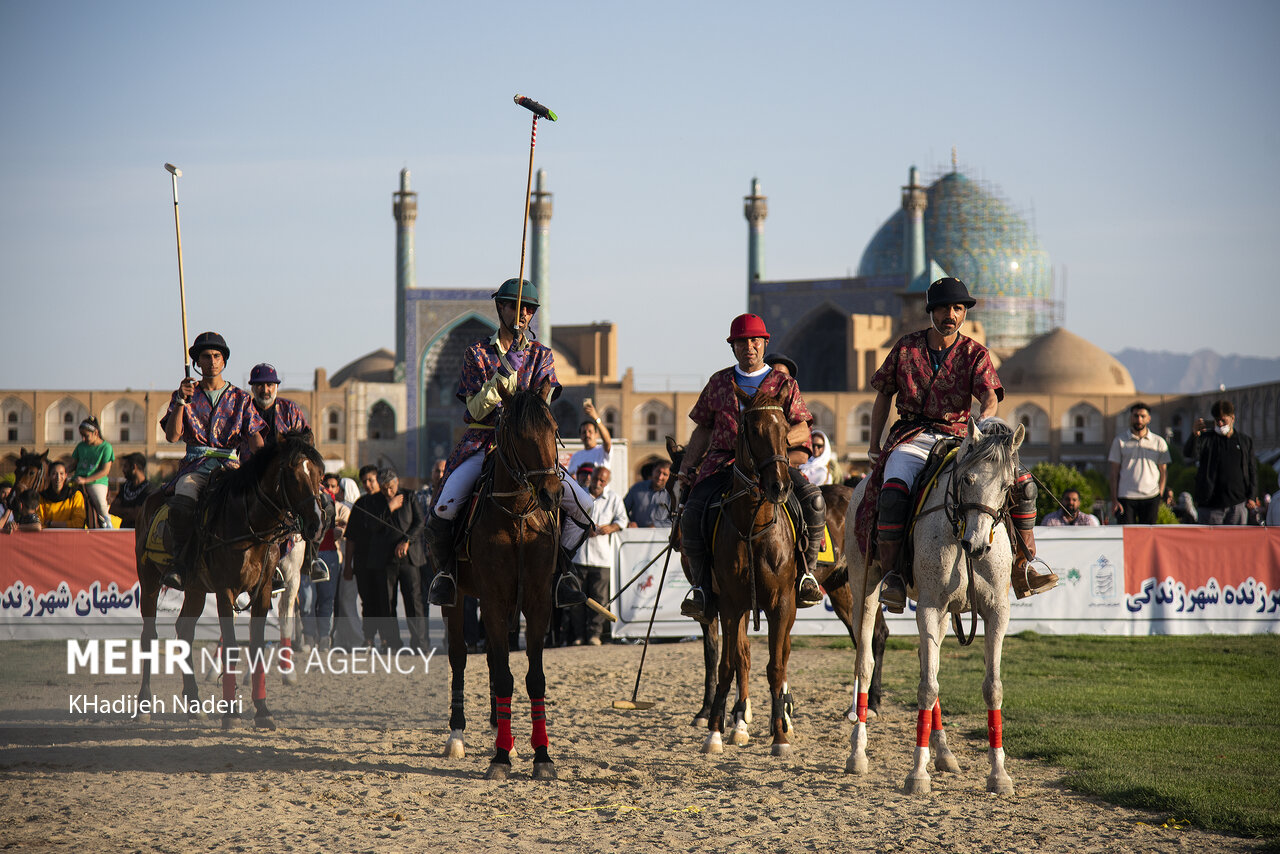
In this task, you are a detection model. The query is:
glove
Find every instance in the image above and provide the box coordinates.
[466,371,519,421]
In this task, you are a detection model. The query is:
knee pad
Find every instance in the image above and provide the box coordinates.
[877,478,911,542]
[1011,471,1036,531]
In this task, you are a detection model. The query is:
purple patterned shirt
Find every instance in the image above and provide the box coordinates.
[161,383,266,478]
[255,396,311,446]
[688,366,813,485]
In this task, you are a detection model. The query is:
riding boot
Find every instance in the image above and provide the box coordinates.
[424,511,458,607]
[1010,526,1059,599]
[554,550,588,609]
[876,478,912,614]
[795,477,826,608]
[161,495,198,590]
[678,481,714,625]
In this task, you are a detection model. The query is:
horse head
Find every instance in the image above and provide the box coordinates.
[12,448,50,493]
[733,386,791,506]
[267,431,329,543]
[953,417,1024,559]
[495,378,562,513]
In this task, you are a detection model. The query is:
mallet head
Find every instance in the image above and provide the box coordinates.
[164,163,182,177]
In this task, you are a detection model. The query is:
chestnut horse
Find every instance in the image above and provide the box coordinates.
[135,433,329,729]
[441,380,565,780]
[665,438,889,729]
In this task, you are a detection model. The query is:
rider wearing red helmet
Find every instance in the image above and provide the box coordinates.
[676,314,826,622]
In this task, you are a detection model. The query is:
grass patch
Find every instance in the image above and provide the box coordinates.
[872,633,1280,841]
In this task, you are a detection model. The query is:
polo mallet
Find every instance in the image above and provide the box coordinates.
[511,94,556,345]
[164,163,190,380]
[612,542,675,711]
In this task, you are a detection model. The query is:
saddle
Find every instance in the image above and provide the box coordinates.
[699,473,834,568]
[898,437,962,583]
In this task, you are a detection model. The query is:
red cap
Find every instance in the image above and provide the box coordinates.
[726,313,770,343]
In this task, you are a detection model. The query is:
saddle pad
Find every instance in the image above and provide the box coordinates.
[910,447,959,535]
[143,504,173,568]
[709,501,835,565]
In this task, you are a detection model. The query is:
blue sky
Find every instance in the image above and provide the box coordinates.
[2,0,1278,392]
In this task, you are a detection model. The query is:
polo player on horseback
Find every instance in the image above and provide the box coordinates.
[159,331,266,590]
[677,313,826,623]
[425,278,593,609]
[858,277,1058,612]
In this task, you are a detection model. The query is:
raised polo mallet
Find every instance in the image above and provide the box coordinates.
[512,94,557,344]
[164,163,191,379]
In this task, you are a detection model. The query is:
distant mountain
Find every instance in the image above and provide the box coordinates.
[1113,348,1280,394]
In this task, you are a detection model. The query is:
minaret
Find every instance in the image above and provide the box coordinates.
[901,165,927,284]
[744,177,767,290]
[528,168,553,351]
[392,168,418,379]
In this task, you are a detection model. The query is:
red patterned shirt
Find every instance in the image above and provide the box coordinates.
[688,366,812,485]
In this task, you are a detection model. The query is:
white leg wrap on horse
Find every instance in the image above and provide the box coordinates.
[730,718,750,746]
[444,730,466,759]
[702,731,724,755]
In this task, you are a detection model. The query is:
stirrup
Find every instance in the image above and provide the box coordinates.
[680,588,711,624]
[797,571,823,608]
[162,569,186,591]
[309,559,330,582]
[1013,557,1058,599]
[428,573,457,607]
[555,573,587,609]
[271,567,285,593]
[879,571,907,614]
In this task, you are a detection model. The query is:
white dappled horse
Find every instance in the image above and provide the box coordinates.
[845,417,1024,795]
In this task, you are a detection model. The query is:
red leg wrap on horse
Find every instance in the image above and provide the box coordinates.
[530,697,548,749]
[495,696,514,752]
[932,699,943,731]
[222,672,236,704]
[916,708,932,748]
[856,692,868,724]
[987,709,1003,749]
[280,639,292,671]
[252,664,266,701]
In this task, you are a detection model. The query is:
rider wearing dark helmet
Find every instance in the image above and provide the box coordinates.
[857,278,1057,612]
[159,331,266,590]
[423,278,594,609]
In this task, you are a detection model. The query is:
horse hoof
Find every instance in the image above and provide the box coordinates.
[986,773,1014,795]
[532,761,557,780]
[484,761,511,781]
[903,773,931,795]
[701,732,724,755]
[770,742,793,758]
[934,752,960,773]
[845,753,868,775]
[729,725,750,746]
[222,715,243,731]
[443,734,466,759]
[254,715,277,731]
[282,671,299,687]
[692,716,709,728]
[134,713,150,724]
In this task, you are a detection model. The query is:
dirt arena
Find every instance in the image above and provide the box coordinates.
[0,635,1259,853]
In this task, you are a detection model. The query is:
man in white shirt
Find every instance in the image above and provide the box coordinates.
[1107,402,1170,524]
[569,465,628,645]
[567,399,613,487]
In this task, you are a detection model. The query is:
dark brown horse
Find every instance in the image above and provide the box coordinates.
[666,440,889,731]
[9,448,50,527]
[441,380,564,780]
[134,433,329,729]
[701,386,801,757]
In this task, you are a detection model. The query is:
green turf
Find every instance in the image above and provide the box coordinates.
[852,632,1280,842]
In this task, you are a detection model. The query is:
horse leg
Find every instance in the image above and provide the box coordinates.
[845,559,880,774]
[905,606,945,795]
[702,609,740,755]
[869,610,888,715]
[176,591,208,721]
[523,593,556,780]
[278,546,301,686]
[136,568,160,723]
[692,614,719,727]
[728,612,751,747]
[250,588,276,730]
[442,604,467,758]
[481,604,515,780]
[766,599,796,757]
[983,611,1013,794]
[929,699,961,772]
[216,592,245,730]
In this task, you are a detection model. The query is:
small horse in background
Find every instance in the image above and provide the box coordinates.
[845,417,1025,794]
[441,380,564,780]
[702,386,802,757]
[135,432,329,729]
[665,438,889,730]
[9,448,50,527]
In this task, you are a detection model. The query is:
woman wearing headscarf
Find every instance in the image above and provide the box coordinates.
[800,430,836,486]
[1174,491,1199,524]
[70,416,114,528]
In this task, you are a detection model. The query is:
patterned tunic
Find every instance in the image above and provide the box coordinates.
[688,366,813,486]
[161,383,266,480]
[854,330,1003,553]
[256,396,311,446]
[441,337,559,482]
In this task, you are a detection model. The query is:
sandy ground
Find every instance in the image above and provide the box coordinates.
[0,629,1263,854]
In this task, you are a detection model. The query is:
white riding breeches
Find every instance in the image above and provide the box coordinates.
[432,452,595,529]
[883,430,948,491]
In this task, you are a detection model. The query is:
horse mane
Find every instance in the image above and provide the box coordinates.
[206,431,323,503]
[502,388,557,437]
[963,418,1017,471]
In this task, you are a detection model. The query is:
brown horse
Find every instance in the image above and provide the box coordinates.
[665,440,889,730]
[441,380,565,780]
[8,448,50,527]
[134,433,329,729]
[702,385,802,757]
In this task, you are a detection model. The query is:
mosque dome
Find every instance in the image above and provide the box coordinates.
[330,348,396,385]
[998,327,1135,395]
[858,170,1053,351]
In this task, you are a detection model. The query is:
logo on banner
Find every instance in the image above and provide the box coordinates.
[1091,555,1119,601]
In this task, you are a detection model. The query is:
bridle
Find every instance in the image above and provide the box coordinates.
[728,404,790,504]
[490,399,560,517]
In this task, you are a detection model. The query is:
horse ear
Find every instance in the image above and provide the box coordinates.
[665,435,684,468]
[1012,422,1025,450]
[734,384,751,406]
[536,378,556,403]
